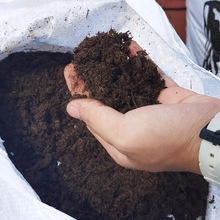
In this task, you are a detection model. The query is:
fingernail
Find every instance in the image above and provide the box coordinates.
[68,105,80,119]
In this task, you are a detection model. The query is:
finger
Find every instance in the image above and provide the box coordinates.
[67,98,143,169]
[88,126,147,170]
[129,41,178,87]
[67,98,127,149]
[64,63,89,97]
[87,126,131,168]
[128,41,199,104]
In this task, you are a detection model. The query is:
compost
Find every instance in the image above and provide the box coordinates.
[0,30,208,220]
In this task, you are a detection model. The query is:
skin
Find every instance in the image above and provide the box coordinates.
[64,41,220,174]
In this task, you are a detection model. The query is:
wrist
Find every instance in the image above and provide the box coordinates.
[199,112,220,187]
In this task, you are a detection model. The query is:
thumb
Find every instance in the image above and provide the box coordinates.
[66,99,124,146]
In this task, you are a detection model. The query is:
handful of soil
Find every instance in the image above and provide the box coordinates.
[72,29,166,112]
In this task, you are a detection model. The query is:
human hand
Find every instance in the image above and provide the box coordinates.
[64,41,220,174]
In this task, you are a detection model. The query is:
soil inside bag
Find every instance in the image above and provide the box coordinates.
[0,30,208,220]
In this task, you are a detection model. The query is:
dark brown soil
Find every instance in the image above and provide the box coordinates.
[73,29,165,112]
[0,30,208,220]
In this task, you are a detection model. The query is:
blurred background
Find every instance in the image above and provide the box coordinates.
[156,0,186,43]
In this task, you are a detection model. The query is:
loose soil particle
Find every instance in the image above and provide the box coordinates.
[0,30,208,220]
